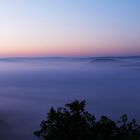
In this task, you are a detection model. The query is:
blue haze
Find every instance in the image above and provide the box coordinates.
[0,57,140,140]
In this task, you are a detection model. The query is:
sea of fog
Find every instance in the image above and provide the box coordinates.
[0,57,140,140]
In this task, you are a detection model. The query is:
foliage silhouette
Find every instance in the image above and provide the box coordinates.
[34,100,140,140]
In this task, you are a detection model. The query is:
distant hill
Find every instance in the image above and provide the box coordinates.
[91,57,120,63]
[0,56,140,63]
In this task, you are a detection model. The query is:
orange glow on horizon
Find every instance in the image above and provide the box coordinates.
[0,36,140,57]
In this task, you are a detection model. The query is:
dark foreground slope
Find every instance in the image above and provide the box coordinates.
[34,100,140,140]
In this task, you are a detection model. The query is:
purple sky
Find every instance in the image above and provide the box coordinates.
[0,0,140,57]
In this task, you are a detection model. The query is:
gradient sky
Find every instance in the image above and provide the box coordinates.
[0,0,140,57]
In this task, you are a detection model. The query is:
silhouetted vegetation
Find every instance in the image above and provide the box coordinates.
[34,100,140,140]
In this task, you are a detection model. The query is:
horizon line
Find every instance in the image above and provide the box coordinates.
[0,55,140,59]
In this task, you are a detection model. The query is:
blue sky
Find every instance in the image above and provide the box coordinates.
[0,0,140,56]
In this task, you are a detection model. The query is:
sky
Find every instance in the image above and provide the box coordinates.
[0,0,140,57]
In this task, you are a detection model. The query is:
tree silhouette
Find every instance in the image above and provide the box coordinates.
[34,100,140,140]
